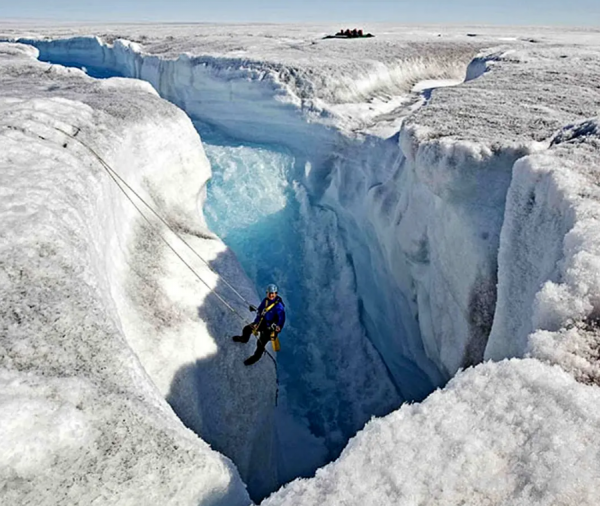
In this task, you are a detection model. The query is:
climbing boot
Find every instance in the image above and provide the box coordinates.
[232,335,245,343]
[243,354,260,366]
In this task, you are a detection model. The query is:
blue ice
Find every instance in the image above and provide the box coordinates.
[197,120,390,458]
[31,54,437,491]
[37,55,124,79]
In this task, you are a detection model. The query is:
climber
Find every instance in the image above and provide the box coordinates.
[232,283,286,366]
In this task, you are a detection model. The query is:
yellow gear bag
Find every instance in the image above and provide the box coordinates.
[271,332,281,352]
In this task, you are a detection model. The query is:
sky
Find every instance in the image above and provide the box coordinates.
[1,0,599,26]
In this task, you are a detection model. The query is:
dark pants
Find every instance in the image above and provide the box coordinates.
[240,324,270,364]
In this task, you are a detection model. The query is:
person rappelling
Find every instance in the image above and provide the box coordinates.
[232,283,285,366]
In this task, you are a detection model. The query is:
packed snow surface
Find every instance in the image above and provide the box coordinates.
[1,21,600,506]
[264,359,600,506]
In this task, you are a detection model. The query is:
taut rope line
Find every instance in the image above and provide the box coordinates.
[55,126,278,368]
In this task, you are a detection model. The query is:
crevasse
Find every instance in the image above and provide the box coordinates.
[18,36,524,500]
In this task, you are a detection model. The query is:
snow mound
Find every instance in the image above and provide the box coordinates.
[464,48,507,81]
[264,359,600,506]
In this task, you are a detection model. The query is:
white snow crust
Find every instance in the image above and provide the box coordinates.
[2,21,600,506]
[264,358,600,506]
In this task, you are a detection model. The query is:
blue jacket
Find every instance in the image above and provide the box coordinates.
[254,296,286,330]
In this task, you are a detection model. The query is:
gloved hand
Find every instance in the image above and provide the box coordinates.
[249,305,257,312]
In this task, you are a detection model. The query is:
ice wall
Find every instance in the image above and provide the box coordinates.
[14,37,279,500]
[302,122,530,395]
[21,36,338,158]
[486,118,600,383]
[199,126,401,468]
[393,127,529,373]
[0,42,269,504]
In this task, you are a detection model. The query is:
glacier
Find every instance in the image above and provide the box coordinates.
[1,22,600,506]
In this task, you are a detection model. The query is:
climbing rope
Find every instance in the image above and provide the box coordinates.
[68,129,256,310]
[59,128,278,359]
[3,121,279,400]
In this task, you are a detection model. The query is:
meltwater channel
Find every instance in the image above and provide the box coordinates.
[31,50,434,494]
[195,121,402,473]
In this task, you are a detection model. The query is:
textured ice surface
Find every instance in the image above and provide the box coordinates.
[263,359,600,506]
[487,118,600,378]
[0,42,256,505]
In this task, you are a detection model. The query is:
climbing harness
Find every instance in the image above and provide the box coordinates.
[252,300,282,352]
[252,301,278,332]
[3,120,280,404]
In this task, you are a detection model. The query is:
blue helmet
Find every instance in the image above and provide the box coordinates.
[266,283,278,294]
